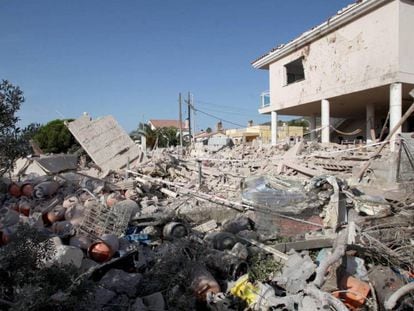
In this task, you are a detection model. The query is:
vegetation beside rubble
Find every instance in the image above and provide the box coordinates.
[0,224,92,311]
[249,254,283,283]
[0,80,39,176]
[131,122,180,149]
[33,119,78,154]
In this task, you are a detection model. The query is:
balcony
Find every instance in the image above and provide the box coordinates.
[260,91,270,108]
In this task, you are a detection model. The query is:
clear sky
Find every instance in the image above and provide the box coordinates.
[0,0,352,132]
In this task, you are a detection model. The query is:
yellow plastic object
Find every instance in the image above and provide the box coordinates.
[230,275,259,306]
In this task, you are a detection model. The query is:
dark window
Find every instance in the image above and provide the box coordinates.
[285,58,305,85]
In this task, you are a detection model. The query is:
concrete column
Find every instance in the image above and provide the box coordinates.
[321,99,330,143]
[366,103,375,144]
[309,114,317,141]
[271,111,278,146]
[390,83,402,152]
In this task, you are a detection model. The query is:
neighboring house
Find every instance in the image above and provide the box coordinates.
[252,0,414,150]
[148,119,190,142]
[194,121,226,144]
[226,122,303,144]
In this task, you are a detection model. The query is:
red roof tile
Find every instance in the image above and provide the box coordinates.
[149,119,187,129]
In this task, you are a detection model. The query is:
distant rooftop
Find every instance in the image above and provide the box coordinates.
[148,119,188,129]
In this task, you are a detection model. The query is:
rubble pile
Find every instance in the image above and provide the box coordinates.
[1,135,414,310]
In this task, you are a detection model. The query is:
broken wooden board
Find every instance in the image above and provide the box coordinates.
[68,114,143,171]
[192,220,218,233]
[276,141,304,174]
[283,161,325,177]
[314,161,353,172]
[272,238,334,253]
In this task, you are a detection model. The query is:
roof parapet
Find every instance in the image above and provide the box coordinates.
[252,0,393,69]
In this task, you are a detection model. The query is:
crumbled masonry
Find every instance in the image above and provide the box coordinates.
[1,127,414,310]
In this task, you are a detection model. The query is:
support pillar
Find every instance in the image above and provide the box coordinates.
[390,83,402,152]
[366,103,375,144]
[271,111,278,146]
[321,99,330,143]
[309,114,317,141]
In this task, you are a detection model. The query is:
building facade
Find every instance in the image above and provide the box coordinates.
[253,0,414,150]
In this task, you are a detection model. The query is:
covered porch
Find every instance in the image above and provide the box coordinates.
[261,83,414,150]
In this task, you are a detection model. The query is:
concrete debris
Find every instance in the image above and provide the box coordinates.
[132,292,166,311]
[99,269,142,297]
[1,124,414,310]
[273,251,317,294]
[91,287,117,308]
[13,154,78,176]
[67,114,144,171]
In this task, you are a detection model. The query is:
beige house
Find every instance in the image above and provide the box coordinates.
[252,0,414,150]
[226,124,303,144]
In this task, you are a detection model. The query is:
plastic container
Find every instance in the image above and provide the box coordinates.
[190,264,221,301]
[163,222,188,240]
[20,183,34,197]
[8,183,21,198]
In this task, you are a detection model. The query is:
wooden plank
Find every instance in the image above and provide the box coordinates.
[272,238,334,253]
[284,161,325,177]
[238,236,288,261]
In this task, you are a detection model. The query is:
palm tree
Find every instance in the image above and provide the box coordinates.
[130,123,157,150]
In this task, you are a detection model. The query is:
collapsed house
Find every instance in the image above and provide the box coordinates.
[1,109,413,310]
[1,1,414,310]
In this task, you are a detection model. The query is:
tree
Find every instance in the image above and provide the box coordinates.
[156,126,178,148]
[134,123,157,150]
[206,127,212,133]
[0,80,36,176]
[0,224,92,310]
[33,119,78,154]
[132,123,179,149]
[287,118,309,128]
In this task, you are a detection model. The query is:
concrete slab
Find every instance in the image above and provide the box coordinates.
[68,114,142,171]
[35,154,78,174]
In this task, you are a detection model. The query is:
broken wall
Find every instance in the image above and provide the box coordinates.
[399,0,414,84]
[68,115,142,171]
[267,0,399,111]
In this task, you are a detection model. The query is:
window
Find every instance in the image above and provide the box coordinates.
[284,57,305,85]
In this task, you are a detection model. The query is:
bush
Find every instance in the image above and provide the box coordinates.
[0,224,92,310]
[33,119,78,154]
[0,80,38,176]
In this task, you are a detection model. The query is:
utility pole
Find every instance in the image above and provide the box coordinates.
[178,93,183,150]
[187,92,192,142]
[192,93,196,138]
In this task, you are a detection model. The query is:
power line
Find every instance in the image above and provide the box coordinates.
[195,99,252,113]
[196,106,253,117]
[193,107,245,128]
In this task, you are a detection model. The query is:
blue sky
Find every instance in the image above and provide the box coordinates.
[0,0,352,132]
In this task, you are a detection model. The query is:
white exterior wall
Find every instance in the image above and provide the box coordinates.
[267,1,399,112]
[399,0,414,84]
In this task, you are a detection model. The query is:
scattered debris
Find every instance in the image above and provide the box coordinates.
[1,114,413,310]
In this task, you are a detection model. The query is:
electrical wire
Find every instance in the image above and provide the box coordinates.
[195,99,252,113]
[192,107,246,128]
[195,105,253,117]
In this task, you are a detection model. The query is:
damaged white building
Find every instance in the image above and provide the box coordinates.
[253,0,414,149]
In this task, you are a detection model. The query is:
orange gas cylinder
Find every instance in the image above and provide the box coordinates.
[332,275,370,310]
